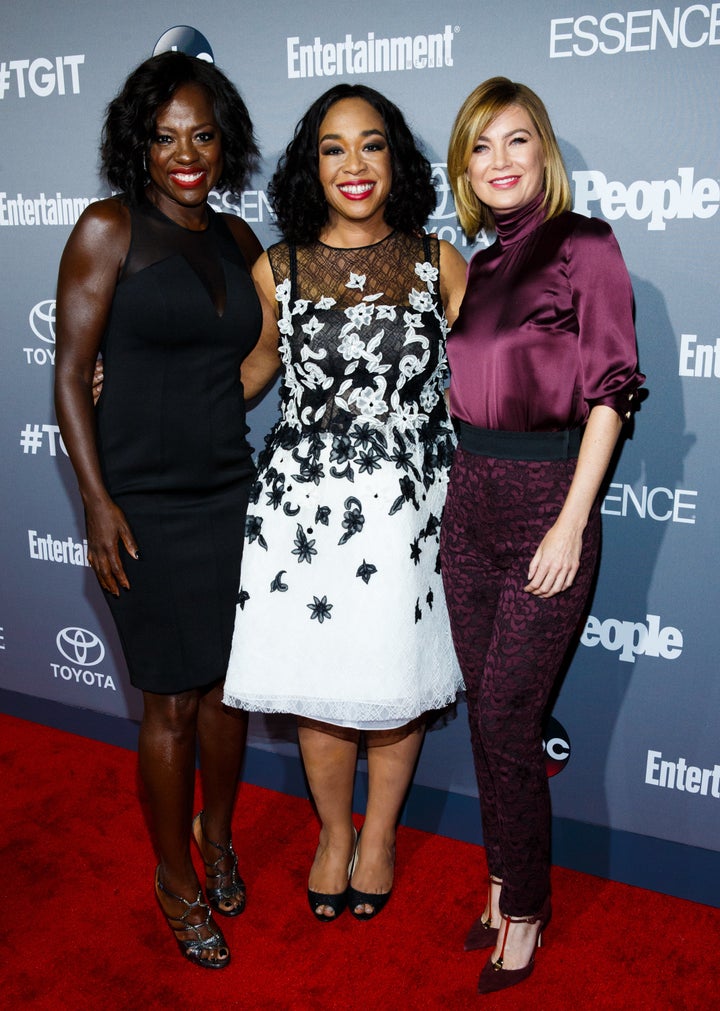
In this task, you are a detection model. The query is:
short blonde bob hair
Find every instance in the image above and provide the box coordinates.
[447,77,572,238]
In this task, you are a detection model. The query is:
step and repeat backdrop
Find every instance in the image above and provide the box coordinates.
[1,2,718,895]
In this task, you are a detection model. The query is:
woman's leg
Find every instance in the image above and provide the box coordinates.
[195,681,249,913]
[441,449,506,928]
[442,452,601,960]
[139,688,229,965]
[479,504,601,921]
[475,476,601,971]
[350,720,425,914]
[297,718,359,918]
[139,688,201,896]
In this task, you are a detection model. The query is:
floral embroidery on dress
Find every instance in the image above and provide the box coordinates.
[223,232,463,726]
[243,233,455,625]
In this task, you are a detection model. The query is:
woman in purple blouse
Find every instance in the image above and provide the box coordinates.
[441,78,644,996]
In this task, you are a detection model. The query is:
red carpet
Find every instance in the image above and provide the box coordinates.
[1,712,718,1009]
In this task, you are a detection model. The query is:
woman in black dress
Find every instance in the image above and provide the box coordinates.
[55,52,278,969]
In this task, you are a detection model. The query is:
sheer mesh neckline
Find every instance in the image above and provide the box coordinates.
[143,198,210,233]
[316,229,396,252]
[271,232,434,310]
[121,201,228,315]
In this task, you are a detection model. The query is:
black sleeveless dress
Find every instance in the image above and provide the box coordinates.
[95,201,261,693]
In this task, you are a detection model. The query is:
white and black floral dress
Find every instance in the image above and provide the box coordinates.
[223,232,462,728]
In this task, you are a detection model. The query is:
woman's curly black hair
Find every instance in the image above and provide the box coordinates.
[100,51,259,204]
[269,84,437,244]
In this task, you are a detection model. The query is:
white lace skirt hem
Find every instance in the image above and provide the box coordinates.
[222,687,460,731]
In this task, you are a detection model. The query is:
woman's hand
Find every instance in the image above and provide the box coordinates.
[84,496,139,596]
[525,520,583,598]
[524,405,623,598]
[92,359,104,406]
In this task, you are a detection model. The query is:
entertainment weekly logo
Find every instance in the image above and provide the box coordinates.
[581,613,683,664]
[572,168,720,231]
[645,749,720,800]
[549,5,720,57]
[52,626,117,691]
[29,530,89,568]
[287,24,457,78]
[0,55,84,99]
[679,333,720,379]
[0,192,97,227]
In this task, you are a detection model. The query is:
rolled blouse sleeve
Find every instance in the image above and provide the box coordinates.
[569,218,645,421]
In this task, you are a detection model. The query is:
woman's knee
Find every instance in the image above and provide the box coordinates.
[143,688,201,734]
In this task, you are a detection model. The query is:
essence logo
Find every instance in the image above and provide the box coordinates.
[153,27,214,62]
[210,189,274,224]
[56,627,105,666]
[601,483,697,524]
[543,716,570,777]
[550,6,720,58]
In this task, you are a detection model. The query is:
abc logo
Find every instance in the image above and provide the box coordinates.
[154,26,214,62]
[543,716,570,778]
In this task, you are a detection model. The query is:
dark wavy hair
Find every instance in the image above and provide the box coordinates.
[100,51,259,204]
[269,84,436,243]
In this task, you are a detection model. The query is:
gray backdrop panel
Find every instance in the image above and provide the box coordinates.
[1,1,718,877]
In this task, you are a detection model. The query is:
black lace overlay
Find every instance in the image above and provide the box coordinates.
[259,232,455,498]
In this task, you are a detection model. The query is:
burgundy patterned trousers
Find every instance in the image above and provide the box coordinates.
[440,447,601,916]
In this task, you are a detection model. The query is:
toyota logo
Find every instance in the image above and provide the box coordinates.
[29,300,56,343]
[430,164,457,221]
[56,627,105,666]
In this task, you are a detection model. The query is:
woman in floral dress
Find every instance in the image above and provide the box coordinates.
[224,84,467,921]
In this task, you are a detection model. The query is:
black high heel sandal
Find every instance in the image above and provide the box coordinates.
[154,866,231,970]
[308,828,357,922]
[347,884,392,920]
[347,833,393,921]
[464,875,502,951]
[192,810,246,917]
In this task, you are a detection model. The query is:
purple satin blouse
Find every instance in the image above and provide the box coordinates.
[448,191,645,431]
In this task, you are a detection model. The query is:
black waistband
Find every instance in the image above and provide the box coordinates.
[457,422,583,461]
